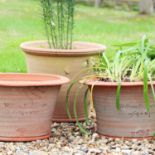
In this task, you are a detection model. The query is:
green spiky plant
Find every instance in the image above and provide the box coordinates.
[41,0,75,49]
[66,36,155,134]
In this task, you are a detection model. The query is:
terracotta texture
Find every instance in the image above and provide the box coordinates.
[0,73,69,141]
[21,41,106,122]
[86,80,155,139]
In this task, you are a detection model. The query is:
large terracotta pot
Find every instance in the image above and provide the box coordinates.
[21,41,106,122]
[0,73,69,141]
[86,80,155,139]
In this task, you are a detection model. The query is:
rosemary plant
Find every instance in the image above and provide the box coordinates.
[41,0,75,49]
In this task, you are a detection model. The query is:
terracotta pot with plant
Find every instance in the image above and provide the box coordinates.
[0,73,69,141]
[21,0,106,122]
[71,36,155,139]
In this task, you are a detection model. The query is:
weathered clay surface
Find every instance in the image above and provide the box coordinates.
[0,73,69,141]
[87,81,155,138]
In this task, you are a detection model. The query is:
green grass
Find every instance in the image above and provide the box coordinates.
[0,0,155,72]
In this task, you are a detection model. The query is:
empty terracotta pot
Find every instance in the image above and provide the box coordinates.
[21,41,106,122]
[86,80,155,139]
[0,73,69,141]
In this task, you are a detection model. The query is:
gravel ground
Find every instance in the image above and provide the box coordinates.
[0,119,154,155]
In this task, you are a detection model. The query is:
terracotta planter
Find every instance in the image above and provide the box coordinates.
[0,73,69,141]
[21,41,106,122]
[86,80,155,139]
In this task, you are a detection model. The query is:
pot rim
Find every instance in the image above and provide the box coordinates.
[20,41,106,56]
[85,79,155,87]
[0,73,69,87]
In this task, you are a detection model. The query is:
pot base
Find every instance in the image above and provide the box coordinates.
[99,133,155,141]
[0,134,51,142]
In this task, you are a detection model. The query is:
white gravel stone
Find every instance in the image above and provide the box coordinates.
[29,150,48,155]
[122,149,132,155]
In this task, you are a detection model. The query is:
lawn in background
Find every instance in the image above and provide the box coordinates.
[0,0,155,72]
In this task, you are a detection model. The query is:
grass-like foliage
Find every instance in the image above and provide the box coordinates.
[41,0,75,49]
[66,36,155,134]
[92,36,155,112]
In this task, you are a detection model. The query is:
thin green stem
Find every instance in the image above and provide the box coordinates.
[41,0,75,49]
